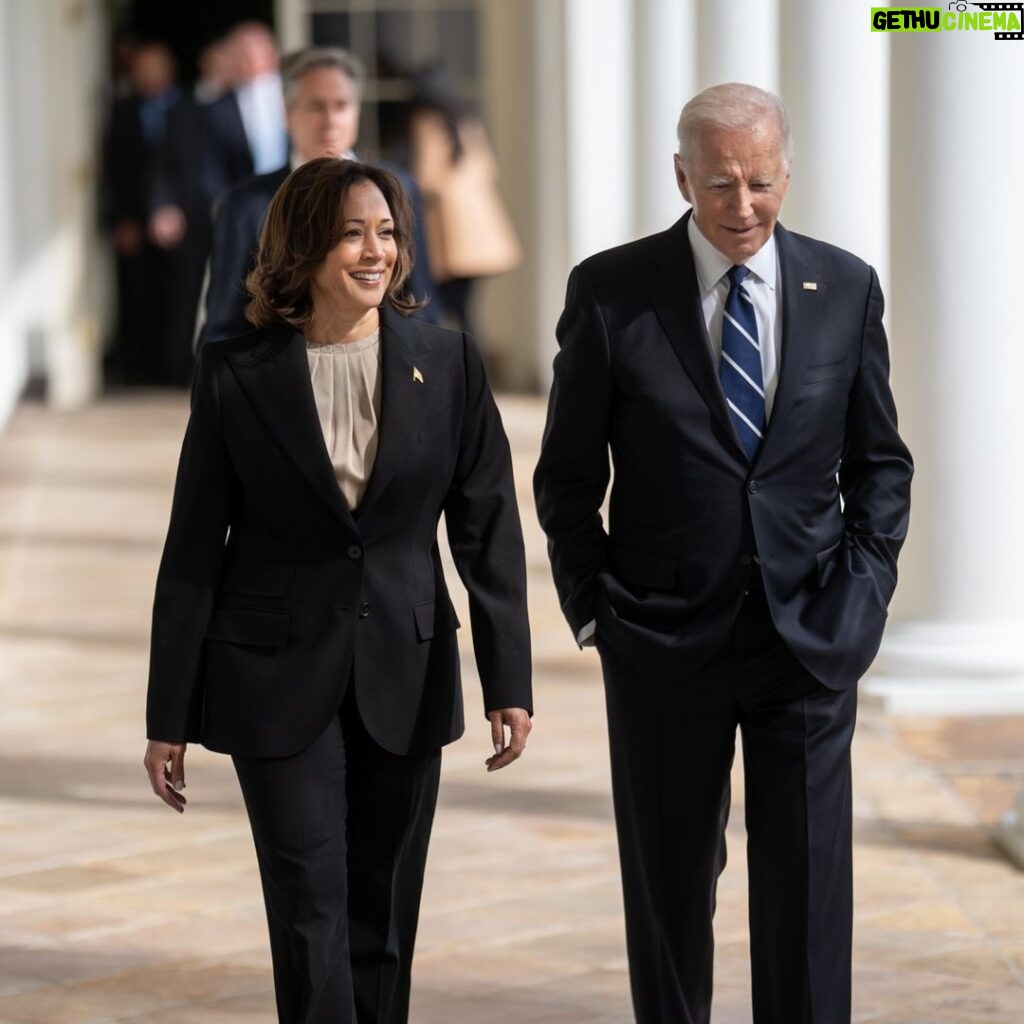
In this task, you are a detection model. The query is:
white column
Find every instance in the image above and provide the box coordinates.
[872,21,1024,863]
[275,0,310,52]
[475,0,562,390]
[42,0,104,410]
[779,0,889,285]
[564,0,634,264]
[0,1,27,430]
[697,0,779,92]
[633,0,697,237]
[529,0,571,390]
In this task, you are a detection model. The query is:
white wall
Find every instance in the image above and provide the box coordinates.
[0,0,32,427]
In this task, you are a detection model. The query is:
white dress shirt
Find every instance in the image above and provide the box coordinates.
[687,216,783,419]
[236,72,287,174]
[576,221,785,648]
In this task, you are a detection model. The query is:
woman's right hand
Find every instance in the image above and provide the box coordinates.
[144,740,188,813]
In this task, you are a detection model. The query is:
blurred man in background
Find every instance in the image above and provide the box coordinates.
[147,35,235,385]
[203,21,287,200]
[202,46,437,343]
[104,41,181,384]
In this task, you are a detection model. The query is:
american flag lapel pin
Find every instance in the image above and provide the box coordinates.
[412,366,424,384]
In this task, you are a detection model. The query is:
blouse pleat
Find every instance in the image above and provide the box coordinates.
[306,329,382,510]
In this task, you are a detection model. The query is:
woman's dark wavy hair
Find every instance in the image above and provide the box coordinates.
[245,157,425,330]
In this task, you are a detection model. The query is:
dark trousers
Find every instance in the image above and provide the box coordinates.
[598,587,857,1024]
[232,691,442,1024]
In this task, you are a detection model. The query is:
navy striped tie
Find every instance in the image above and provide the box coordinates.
[720,265,765,461]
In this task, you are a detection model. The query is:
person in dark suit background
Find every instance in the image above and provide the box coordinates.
[103,41,181,384]
[201,21,287,203]
[143,158,532,1023]
[144,24,285,375]
[201,47,438,345]
[534,83,912,1024]
[146,37,234,385]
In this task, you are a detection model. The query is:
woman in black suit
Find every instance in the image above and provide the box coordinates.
[143,158,532,1024]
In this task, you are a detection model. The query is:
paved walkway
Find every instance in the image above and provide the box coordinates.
[0,391,1021,1023]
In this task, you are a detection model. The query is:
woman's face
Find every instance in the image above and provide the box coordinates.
[311,180,398,321]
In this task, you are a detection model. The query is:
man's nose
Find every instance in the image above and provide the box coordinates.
[731,186,754,218]
[326,105,348,128]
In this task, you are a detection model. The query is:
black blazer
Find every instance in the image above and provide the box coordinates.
[199,92,256,209]
[534,214,913,690]
[147,306,532,758]
[201,163,440,345]
[201,165,289,343]
[150,95,210,217]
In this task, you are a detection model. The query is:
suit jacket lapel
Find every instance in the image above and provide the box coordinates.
[356,306,431,516]
[225,329,358,532]
[759,223,828,456]
[642,214,747,462]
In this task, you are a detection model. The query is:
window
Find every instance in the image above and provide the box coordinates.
[310,0,480,159]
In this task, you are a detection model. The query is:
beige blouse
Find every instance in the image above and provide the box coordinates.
[306,329,382,510]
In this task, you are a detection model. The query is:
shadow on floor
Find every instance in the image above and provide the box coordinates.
[855,816,1005,862]
[0,754,242,812]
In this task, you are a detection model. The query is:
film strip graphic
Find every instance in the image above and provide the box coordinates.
[968,2,1024,39]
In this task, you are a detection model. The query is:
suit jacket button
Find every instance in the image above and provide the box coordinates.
[358,602,371,618]
[347,544,362,560]
[739,553,753,567]
[747,479,759,494]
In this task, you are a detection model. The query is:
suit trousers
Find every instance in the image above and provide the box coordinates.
[232,689,442,1024]
[598,586,857,1024]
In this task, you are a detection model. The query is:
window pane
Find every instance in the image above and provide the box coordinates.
[438,7,477,80]
[311,12,351,48]
[376,10,413,70]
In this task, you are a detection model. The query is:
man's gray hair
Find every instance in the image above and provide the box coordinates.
[676,83,792,170]
[281,47,366,104]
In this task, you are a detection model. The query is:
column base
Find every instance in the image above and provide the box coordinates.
[995,792,1024,872]
[864,619,1024,715]
[868,619,1024,873]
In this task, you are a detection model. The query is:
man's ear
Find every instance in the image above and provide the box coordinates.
[674,155,692,203]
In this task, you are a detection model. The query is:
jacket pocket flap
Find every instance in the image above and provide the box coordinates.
[205,608,291,647]
[611,546,677,591]
[413,600,461,641]
[221,561,294,598]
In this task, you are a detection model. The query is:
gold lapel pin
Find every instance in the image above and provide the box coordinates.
[802,282,818,291]
[412,367,424,384]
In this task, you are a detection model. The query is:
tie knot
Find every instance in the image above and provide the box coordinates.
[727,265,750,288]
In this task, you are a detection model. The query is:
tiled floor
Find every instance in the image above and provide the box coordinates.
[0,391,1021,1023]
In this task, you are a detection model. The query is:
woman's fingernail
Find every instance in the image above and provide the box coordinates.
[493,743,503,755]
[174,780,185,792]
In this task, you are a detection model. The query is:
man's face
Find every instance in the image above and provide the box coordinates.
[132,45,176,98]
[287,68,360,163]
[675,120,790,265]
[230,27,278,85]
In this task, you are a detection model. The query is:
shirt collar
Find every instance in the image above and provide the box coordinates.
[686,215,778,295]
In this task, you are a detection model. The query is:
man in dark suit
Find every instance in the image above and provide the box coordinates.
[202,21,287,201]
[103,41,183,384]
[201,47,438,344]
[534,83,912,1024]
[143,26,284,382]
